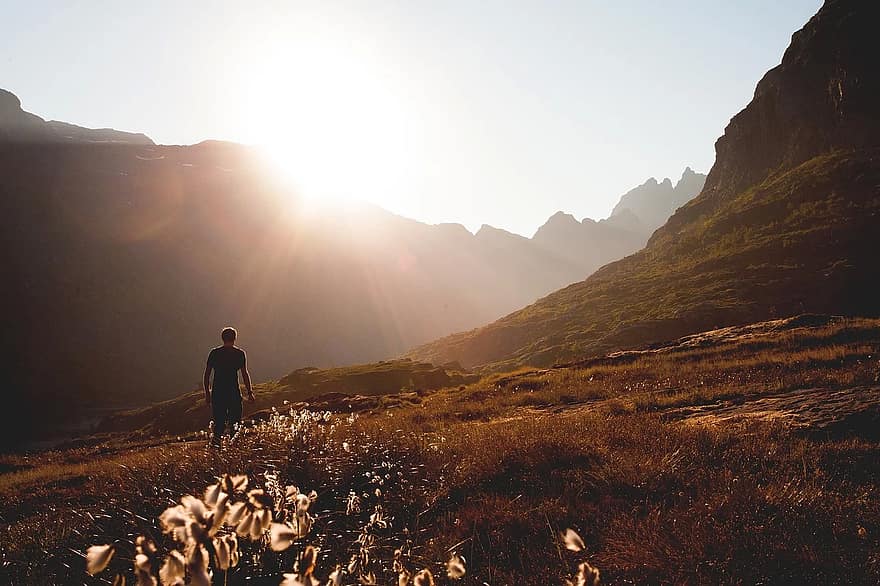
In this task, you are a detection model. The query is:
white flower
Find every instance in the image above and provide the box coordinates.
[134,554,156,586]
[327,565,342,586]
[568,561,600,586]
[204,483,222,507]
[227,501,248,525]
[397,569,411,586]
[214,536,231,569]
[159,505,188,538]
[221,473,248,493]
[446,554,466,579]
[562,528,585,552]
[86,544,115,575]
[186,543,211,586]
[159,551,186,585]
[294,510,314,538]
[412,569,434,586]
[182,495,209,525]
[280,574,317,586]
[269,522,297,551]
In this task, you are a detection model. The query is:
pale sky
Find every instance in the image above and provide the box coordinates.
[1,0,822,236]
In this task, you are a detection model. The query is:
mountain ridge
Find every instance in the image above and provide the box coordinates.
[407,0,880,371]
[0,88,704,447]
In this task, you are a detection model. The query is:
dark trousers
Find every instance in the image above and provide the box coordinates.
[212,394,242,441]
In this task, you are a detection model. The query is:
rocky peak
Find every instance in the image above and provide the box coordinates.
[695,0,880,207]
[0,88,23,112]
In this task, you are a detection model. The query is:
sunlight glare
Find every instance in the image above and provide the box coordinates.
[241,44,415,213]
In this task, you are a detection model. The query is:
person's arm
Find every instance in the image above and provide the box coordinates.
[241,352,255,401]
[203,364,212,406]
[204,351,214,406]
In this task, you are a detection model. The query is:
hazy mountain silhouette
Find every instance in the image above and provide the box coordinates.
[531,168,705,272]
[0,88,153,145]
[408,0,880,371]
[610,167,706,228]
[0,90,702,447]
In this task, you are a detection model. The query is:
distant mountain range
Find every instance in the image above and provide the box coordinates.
[408,0,880,371]
[0,88,702,446]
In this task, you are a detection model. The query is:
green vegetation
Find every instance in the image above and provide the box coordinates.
[409,149,880,371]
[2,316,879,584]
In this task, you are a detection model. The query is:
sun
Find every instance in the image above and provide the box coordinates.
[238,45,415,211]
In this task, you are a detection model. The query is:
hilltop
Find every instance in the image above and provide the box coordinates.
[408,0,880,370]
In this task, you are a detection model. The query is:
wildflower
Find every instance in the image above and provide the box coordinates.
[229,489,273,539]
[398,568,411,586]
[185,543,212,586]
[412,569,435,586]
[270,522,298,551]
[346,491,361,515]
[220,473,249,494]
[565,561,601,586]
[858,526,867,539]
[159,551,186,585]
[134,536,158,586]
[86,544,115,575]
[446,554,466,579]
[281,545,319,586]
[562,528,585,552]
[213,534,238,570]
[327,565,342,586]
[360,571,377,585]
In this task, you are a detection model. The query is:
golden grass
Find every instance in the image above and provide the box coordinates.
[1,317,879,584]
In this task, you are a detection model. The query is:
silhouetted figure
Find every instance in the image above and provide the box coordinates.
[203,327,254,448]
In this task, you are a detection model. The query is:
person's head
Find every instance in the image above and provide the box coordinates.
[221,327,237,345]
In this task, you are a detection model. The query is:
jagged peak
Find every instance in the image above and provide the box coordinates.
[546,211,580,225]
[475,223,527,243]
[0,88,23,111]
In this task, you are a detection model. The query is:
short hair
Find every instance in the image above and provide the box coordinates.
[221,327,237,342]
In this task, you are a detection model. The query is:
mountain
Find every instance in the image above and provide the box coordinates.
[0,88,704,447]
[0,88,153,144]
[531,169,705,273]
[408,0,880,371]
[610,167,706,228]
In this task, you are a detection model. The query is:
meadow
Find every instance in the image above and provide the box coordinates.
[1,315,878,584]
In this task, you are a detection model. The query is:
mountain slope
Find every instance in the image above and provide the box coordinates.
[408,0,880,370]
[0,88,153,144]
[0,89,703,448]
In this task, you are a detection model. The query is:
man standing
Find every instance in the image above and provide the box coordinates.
[204,327,255,448]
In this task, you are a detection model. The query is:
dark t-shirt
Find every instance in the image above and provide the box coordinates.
[207,345,246,400]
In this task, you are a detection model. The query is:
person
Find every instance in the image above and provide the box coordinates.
[203,327,254,447]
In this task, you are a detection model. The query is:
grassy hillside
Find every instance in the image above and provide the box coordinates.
[408,0,880,371]
[410,150,880,370]
[2,316,879,584]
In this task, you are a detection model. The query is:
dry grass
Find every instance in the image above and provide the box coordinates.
[1,317,879,584]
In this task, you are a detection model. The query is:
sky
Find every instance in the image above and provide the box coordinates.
[1,0,822,237]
